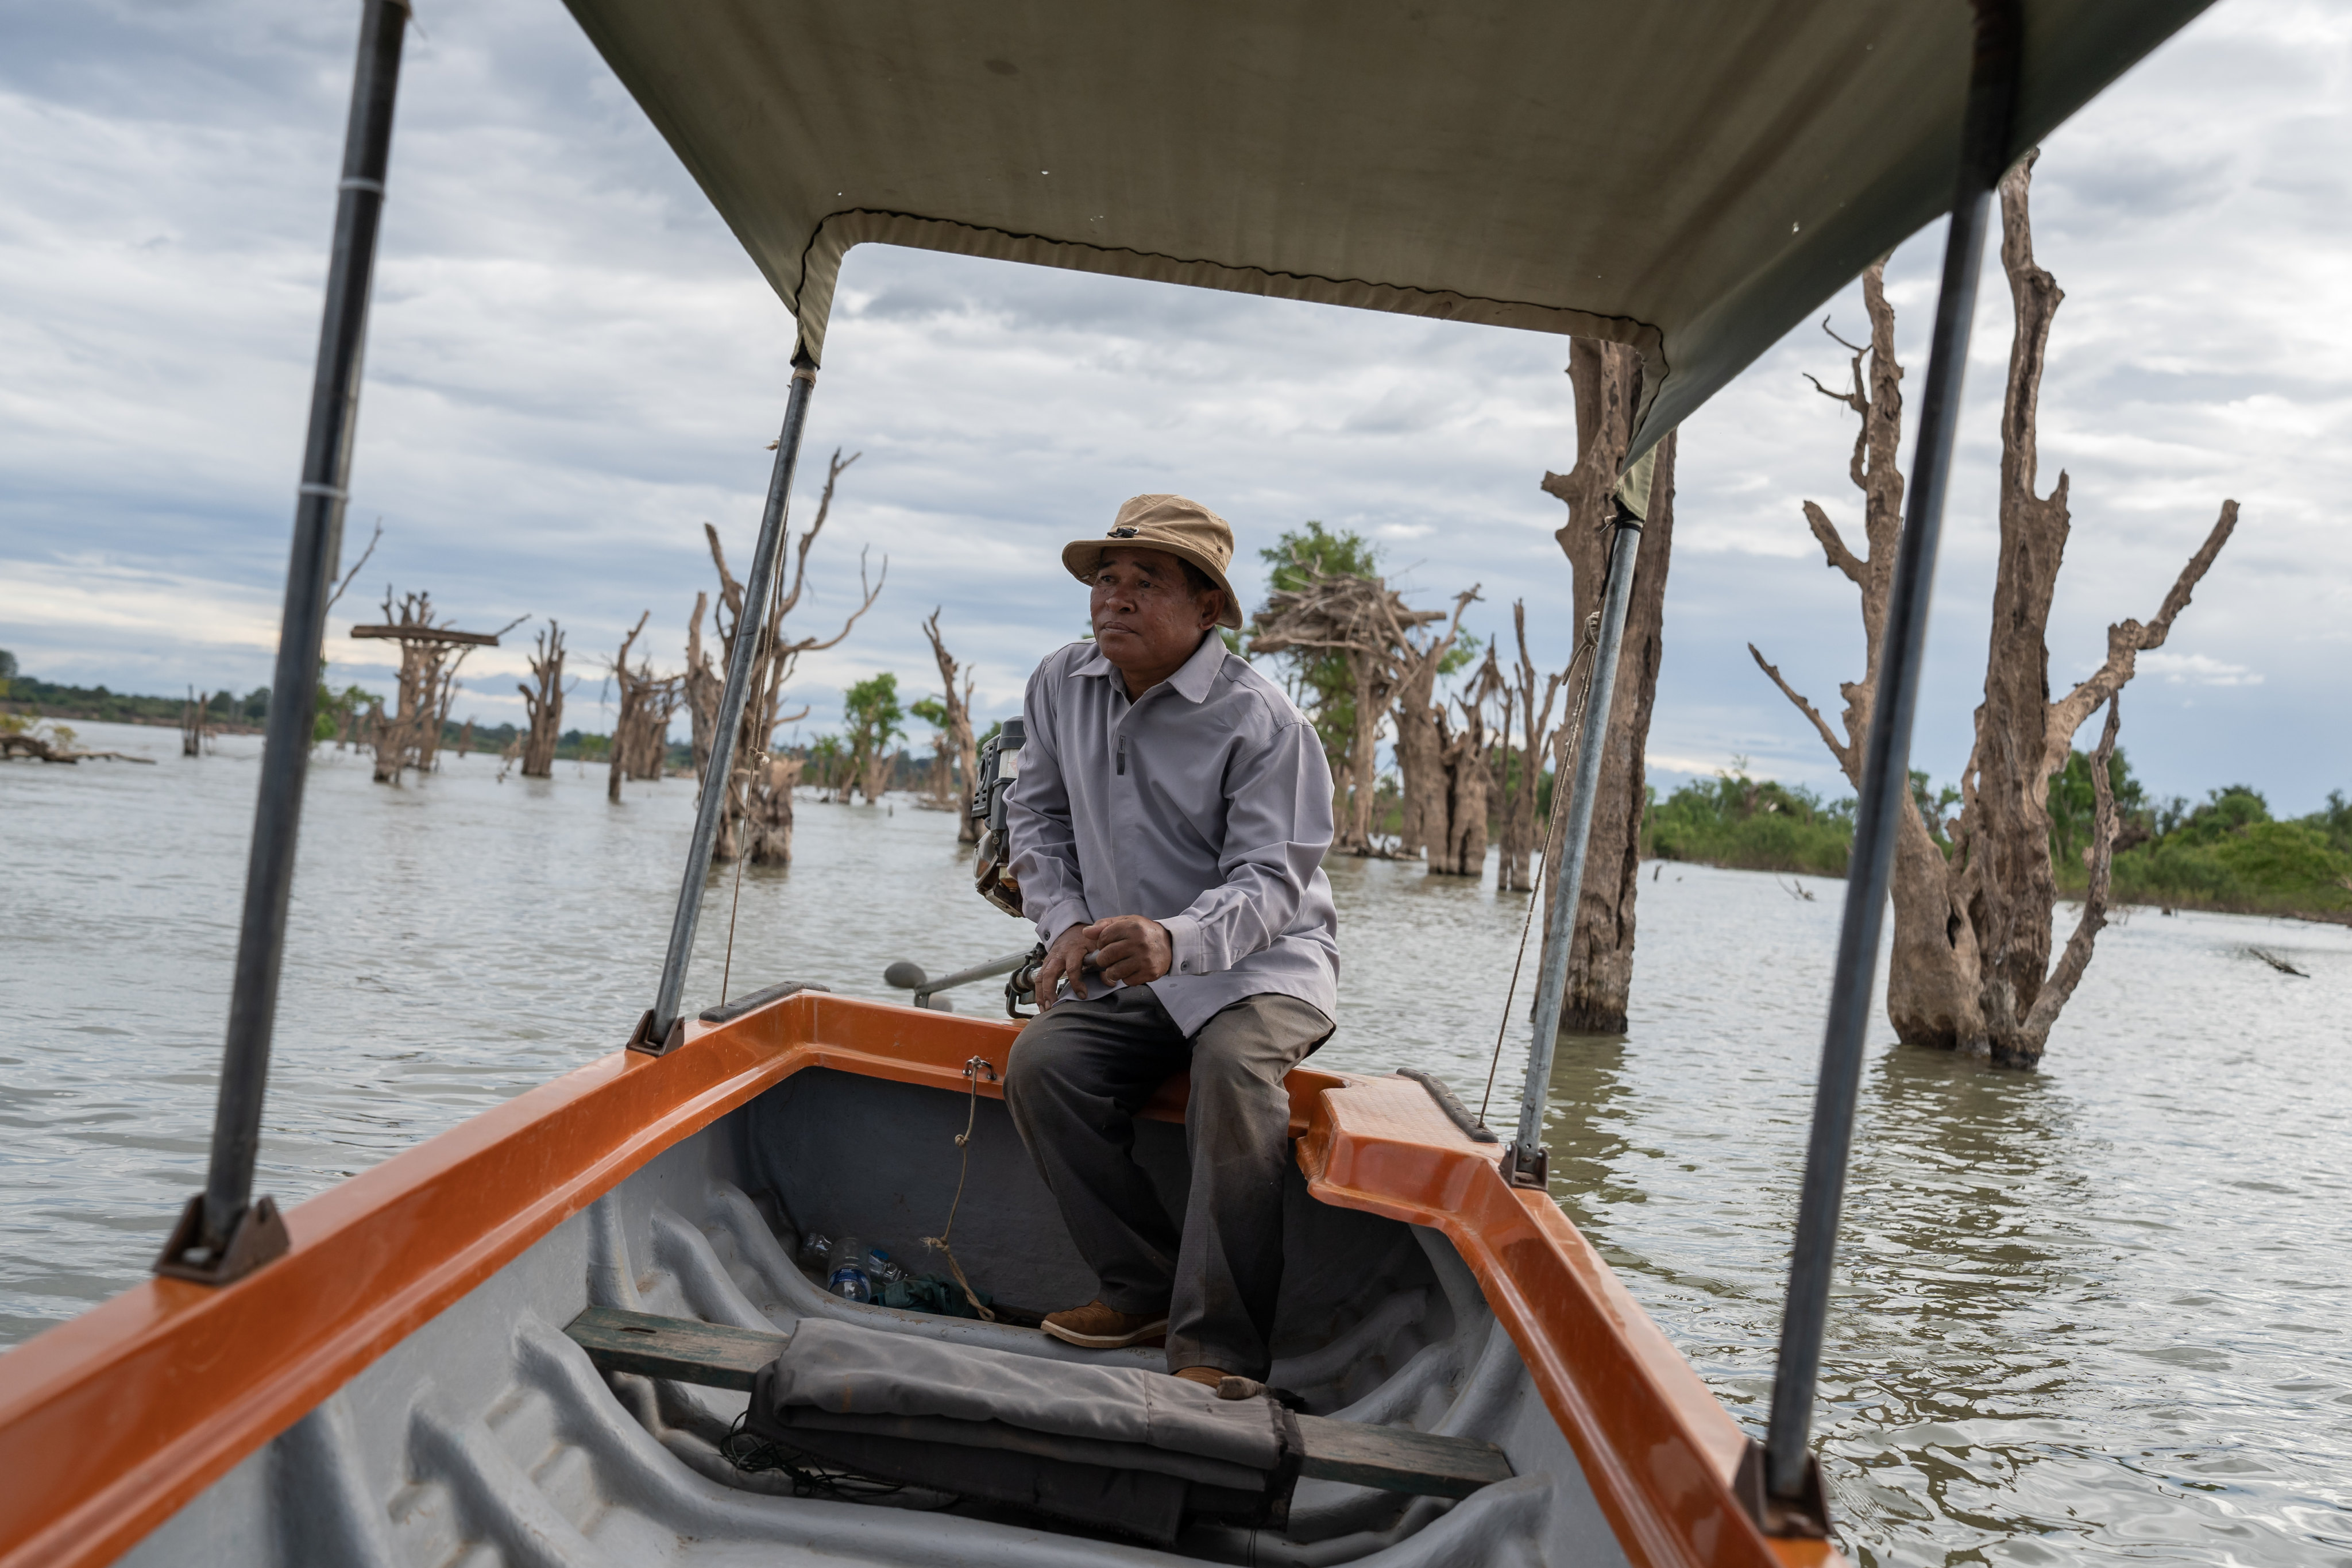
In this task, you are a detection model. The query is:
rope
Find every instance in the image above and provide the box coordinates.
[1477,604,1605,1127]
[922,1055,999,1322]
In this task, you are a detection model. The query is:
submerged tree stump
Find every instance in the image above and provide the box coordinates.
[1538,341,1679,1035]
[1751,155,2237,1068]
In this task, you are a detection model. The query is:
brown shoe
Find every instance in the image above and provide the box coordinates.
[1172,1365,1226,1391]
[1041,1299,1169,1349]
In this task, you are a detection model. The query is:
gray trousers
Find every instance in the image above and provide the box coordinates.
[1005,987,1334,1378]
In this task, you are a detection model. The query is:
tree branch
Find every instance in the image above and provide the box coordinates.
[1749,643,1852,778]
[2045,498,2238,764]
[2022,693,2120,1046]
[1802,501,1867,585]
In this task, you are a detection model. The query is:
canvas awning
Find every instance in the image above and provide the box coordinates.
[561,0,2211,455]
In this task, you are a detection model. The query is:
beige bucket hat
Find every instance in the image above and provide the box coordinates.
[1062,494,1244,629]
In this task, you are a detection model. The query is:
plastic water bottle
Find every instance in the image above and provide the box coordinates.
[828,1234,874,1303]
[869,1248,908,1285]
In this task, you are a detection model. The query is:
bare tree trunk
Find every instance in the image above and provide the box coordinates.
[1389,589,1478,862]
[1755,155,2237,1068]
[519,620,566,779]
[1497,604,1566,892]
[924,608,980,843]
[1536,341,1678,1033]
[1430,644,1504,876]
[607,612,651,804]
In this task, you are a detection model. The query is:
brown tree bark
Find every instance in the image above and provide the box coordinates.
[1754,156,2238,1067]
[519,620,567,779]
[1536,341,1678,1034]
[923,607,981,843]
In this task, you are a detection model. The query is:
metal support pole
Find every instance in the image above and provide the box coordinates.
[157,0,408,1285]
[635,356,819,1053]
[1508,509,1642,1183]
[1758,0,2021,1523]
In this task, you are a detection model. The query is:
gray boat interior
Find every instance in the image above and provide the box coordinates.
[122,1065,1631,1567]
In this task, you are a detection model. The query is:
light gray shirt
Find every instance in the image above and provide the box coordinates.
[1006,632,1339,1036]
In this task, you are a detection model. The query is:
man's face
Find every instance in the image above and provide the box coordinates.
[1089,547,1222,675]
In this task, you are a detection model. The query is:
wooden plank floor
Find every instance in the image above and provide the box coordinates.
[563,1307,1513,1499]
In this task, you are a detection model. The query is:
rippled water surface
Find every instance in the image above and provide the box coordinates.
[5,720,2349,1565]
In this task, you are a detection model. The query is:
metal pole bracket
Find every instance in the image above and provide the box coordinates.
[1735,1438,1830,1539]
[155,1192,291,1285]
[625,1008,685,1057]
[1497,1145,1549,1189]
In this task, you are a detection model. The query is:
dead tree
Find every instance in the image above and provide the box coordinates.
[457,717,473,758]
[517,621,567,779]
[1495,604,1568,892]
[181,687,211,756]
[1535,342,1680,1033]
[922,608,981,842]
[1389,589,1481,862]
[605,612,683,803]
[353,592,516,785]
[1751,155,2237,1068]
[683,447,882,864]
[1249,570,1445,855]
[1430,643,1507,876]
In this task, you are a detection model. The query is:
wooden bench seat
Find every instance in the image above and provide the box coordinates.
[564,1306,1515,1500]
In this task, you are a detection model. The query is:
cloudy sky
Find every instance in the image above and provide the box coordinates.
[3,1,2346,812]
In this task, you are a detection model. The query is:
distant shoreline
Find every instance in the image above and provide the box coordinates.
[0,701,265,736]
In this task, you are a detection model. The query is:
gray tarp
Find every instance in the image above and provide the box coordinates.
[562,0,2212,457]
[747,1319,1296,1540]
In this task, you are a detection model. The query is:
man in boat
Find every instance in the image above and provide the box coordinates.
[1004,494,1339,1392]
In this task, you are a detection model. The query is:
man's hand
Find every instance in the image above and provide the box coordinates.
[1034,923,1096,1009]
[1086,916,1174,988]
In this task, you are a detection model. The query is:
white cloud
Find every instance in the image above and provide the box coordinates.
[2138,651,2265,687]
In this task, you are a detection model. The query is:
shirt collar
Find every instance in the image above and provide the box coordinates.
[1069,632,1226,704]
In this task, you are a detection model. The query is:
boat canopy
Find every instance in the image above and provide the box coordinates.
[562,0,2210,456]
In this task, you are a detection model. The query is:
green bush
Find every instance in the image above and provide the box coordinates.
[2087,787,2352,917]
[1644,766,1856,875]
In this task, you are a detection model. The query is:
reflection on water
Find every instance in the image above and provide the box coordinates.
[5,721,2350,1565]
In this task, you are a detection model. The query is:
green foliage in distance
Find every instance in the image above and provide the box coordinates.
[842,672,906,797]
[1252,521,1380,777]
[1642,760,1856,875]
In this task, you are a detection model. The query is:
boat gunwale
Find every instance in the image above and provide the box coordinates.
[0,989,1836,1568]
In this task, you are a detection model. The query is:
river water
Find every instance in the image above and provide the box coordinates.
[5,720,2348,1565]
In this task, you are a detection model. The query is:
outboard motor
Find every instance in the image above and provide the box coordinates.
[971,717,1026,917]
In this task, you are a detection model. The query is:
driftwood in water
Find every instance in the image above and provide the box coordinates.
[920,608,980,842]
[1535,342,1679,1034]
[1751,156,2236,1068]
[1,724,153,764]
[1249,568,1446,856]
[518,621,567,779]
[684,447,882,864]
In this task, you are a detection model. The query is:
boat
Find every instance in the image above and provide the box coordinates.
[0,2,2216,1565]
